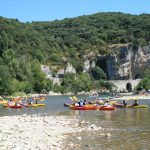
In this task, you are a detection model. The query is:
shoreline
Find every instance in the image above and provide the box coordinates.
[0,114,103,150]
[0,114,106,150]
[0,114,83,150]
[112,95,150,101]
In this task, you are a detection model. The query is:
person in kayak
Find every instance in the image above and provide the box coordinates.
[27,99,33,105]
[131,100,139,106]
[122,100,127,107]
[103,100,110,106]
[83,100,87,105]
[15,101,18,106]
[78,100,83,107]
[74,102,79,106]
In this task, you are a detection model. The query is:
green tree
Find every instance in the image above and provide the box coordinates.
[137,78,150,91]
[91,66,106,80]
[31,60,47,93]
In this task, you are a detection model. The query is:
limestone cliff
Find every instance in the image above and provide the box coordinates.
[41,44,150,82]
[95,44,150,80]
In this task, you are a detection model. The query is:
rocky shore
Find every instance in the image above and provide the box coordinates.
[0,114,108,150]
[113,95,150,100]
[0,114,83,150]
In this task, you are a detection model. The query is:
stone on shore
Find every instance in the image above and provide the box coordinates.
[0,114,83,150]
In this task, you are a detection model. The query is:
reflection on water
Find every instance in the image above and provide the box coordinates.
[0,95,150,149]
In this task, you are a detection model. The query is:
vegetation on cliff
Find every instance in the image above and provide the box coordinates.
[0,12,150,94]
[137,67,150,91]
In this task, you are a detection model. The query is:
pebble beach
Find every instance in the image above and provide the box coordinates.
[0,114,83,150]
[0,114,105,150]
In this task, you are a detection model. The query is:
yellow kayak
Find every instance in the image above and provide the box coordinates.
[127,105,148,108]
[25,104,45,107]
[0,100,8,104]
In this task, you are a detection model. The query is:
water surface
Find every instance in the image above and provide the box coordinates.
[0,95,150,149]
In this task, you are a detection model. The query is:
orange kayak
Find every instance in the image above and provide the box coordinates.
[69,105,99,110]
[99,106,115,111]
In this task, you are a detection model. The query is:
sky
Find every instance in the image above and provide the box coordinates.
[0,0,150,22]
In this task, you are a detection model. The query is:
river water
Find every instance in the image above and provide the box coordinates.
[0,95,150,150]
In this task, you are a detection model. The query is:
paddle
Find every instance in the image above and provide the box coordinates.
[69,97,75,101]
[72,96,79,102]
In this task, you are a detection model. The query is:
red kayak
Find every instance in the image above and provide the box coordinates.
[99,106,115,111]
[113,104,124,108]
[9,105,22,109]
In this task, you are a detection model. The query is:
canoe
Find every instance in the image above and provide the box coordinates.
[127,105,148,108]
[99,106,115,111]
[25,104,45,107]
[69,105,99,110]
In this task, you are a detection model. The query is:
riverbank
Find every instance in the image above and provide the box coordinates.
[112,95,150,100]
[0,114,83,150]
[0,114,107,150]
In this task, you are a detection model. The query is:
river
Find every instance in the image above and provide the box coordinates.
[0,95,150,149]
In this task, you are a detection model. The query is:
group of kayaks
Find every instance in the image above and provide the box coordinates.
[0,97,46,109]
[66,103,148,111]
[113,103,148,108]
[68,104,116,111]
[3,103,45,109]
[64,96,149,111]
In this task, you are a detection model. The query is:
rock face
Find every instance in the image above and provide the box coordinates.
[83,59,96,73]
[132,46,150,79]
[65,63,76,73]
[96,44,150,80]
[116,45,150,79]
[41,65,52,79]
[41,44,150,82]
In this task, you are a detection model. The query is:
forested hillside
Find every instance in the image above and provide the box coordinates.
[1,12,150,95]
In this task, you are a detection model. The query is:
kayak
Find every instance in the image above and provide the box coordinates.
[3,104,11,108]
[64,102,73,107]
[0,100,8,104]
[4,104,22,109]
[99,106,115,111]
[9,105,22,109]
[25,104,45,107]
[127,105,148,108]
[113,104,124,108]
[69,105,99,110]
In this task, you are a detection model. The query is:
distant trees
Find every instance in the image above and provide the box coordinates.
[137,67,150,91]
[0,13,150,94]
[61,73,93,94]
[91,66,107,80]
